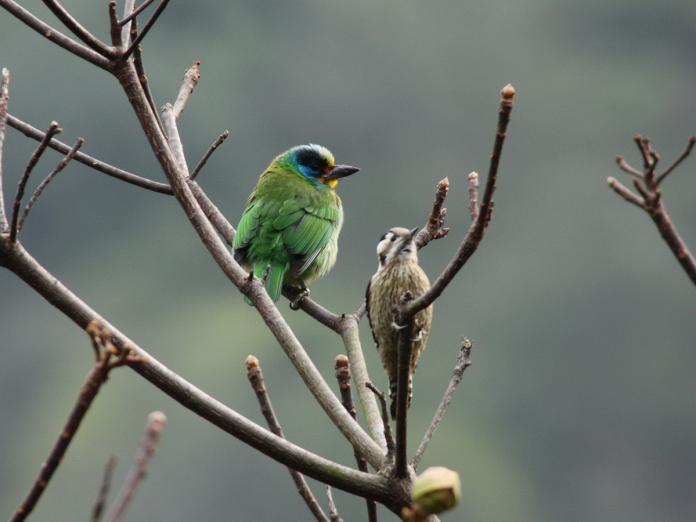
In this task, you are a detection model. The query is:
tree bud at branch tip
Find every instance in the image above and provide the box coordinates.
[334,354,349,369]
[245,354,259,369]
[438,177,450,189]
[501,83,516,99]
[147,411,167,429]
[607,176,617,186]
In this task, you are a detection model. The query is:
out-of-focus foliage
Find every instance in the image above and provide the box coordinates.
[1,0,695,520]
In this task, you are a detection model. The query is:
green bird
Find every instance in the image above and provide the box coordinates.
[233,144,359,303]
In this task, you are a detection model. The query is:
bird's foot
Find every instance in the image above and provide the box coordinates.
[289,287,310,310]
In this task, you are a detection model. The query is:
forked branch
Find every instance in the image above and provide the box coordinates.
[10,321,138,522]
[610,134,696,286]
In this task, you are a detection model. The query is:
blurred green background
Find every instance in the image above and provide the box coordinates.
[1,0,696,520]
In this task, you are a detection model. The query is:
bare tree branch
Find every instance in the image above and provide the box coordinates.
[326,487,344,522]
[415,177,450,249]
[335,355,378,522]
[108,1,122,48]
[247,355,329,522]
[172,61,201,119]
[0,1,112,70]
[91,457,118,522]
[656,136,696,185]
[6,114,171,194]
[9,121,62,242]
[105,411,167,522]
[0,68,9,231]
[41,0,116,58]
[403,84,516,319]
[9,321,136,522]
[607,177,645,210]
[119,0,155,27]
[121,0,171,61]
[129,17,165,134]
[365,382,395,460]
[190,129,229,180]
[339,315,387,451]
[615,156,644,179]
[611,134,696,286]
[120,0,137,46]
[394,295,416,478]
[412,339,472,470]
[18,137,84,232]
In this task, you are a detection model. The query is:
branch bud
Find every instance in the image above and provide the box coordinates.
[501,83,516,99]
[245,354,260,370]
[403,466,461,520]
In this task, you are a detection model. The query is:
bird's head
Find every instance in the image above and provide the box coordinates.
[279,144,359,189]
[376,227,420,268]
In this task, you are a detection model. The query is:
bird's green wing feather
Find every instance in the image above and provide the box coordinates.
[233,199,260,249]
[274,200,338,276]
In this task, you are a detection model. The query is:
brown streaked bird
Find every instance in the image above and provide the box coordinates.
[366,227,433,418]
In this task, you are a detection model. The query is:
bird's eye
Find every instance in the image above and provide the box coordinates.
[390,236,396,242]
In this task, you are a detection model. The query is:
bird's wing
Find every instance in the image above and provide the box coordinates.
[274,200,339,276]
[232,197,261,251]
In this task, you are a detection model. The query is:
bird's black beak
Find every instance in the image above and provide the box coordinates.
[326,164,360,180]
[408,227,420,240]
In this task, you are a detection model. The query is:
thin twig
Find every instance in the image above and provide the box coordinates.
[0,67,10,231]
[91,457,118,522]
[129,17,165,135]
[467,171,479,222]
[365,382,395,459]
[9,121,62,242]
[18,137,84,232]
[172,61,201,119]
[9,321,132,522]
[6,114,171,194]
[404,84,516,318]
[0,0,112,70]
[121,0,171,61]
[615,156,644,179]
[161,104,188,174]
[336,355,378,522]
[105,411,167,522]
[415,177,450,249]
[394,294,416,478]
[41,0,116,57]
[246,355,329,522]
[119,0,155,27]
[120,0,137,45]
[190,129,229,180]
[412,339,473,470]
[339,315,387,451]
[108,1,122,47]
[607,177,645,210]
[656,136,696,185]
[326,487,344,522]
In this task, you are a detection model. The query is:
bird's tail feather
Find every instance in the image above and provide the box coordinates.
[244,262,287,305]
[265,262,288,302]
